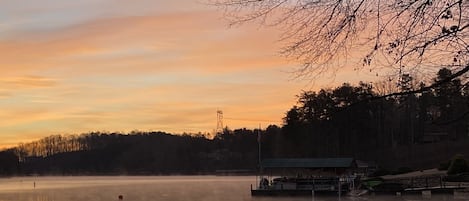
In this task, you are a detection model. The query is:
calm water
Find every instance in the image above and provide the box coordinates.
[0,176,467,201]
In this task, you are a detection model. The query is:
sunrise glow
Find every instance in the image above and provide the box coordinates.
[0,0,378,148]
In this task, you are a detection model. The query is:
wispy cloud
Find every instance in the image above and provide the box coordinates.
[0,76,57,88]
[0,2,311,149]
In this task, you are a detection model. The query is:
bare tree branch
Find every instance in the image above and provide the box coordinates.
[211,0,469,86]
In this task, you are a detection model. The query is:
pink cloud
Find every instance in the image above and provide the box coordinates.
[0,8,314,148]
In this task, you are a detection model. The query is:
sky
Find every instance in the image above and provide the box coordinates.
[0,0,378,148]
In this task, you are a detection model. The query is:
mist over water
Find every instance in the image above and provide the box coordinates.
[0,176,466,201]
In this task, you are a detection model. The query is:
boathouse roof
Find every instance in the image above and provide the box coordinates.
[261,158,355,169]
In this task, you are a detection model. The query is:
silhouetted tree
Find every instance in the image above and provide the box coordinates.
[213,0,469,87]
[0,150,18,175]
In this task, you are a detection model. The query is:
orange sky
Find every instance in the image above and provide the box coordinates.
[0,0,379,148]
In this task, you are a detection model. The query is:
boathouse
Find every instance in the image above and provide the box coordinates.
[260,158,356,176]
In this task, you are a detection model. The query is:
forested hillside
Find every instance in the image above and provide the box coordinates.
[1,68,468,175]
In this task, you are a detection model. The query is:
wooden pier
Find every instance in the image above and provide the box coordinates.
[251,184,349,196]
[404,186,466,194]
[371,174,469,196]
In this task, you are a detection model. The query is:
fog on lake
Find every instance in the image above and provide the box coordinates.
[0,176,467,201]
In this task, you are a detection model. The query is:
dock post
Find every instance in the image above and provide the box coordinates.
[338,177,341,200]
[313,178,315,191]
[256,175,258,189]
[440,176,443,188]
[311,190,315,201]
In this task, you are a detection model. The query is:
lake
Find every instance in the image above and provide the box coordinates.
[0,176,466,201]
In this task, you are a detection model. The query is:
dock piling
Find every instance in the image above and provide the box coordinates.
[422,190,431,198]
[338,177,341,200]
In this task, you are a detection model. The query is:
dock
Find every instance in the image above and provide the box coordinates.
[251,184,348,196]
[251,158,356,196]
[405,186,466,194]
[371,174,469,196]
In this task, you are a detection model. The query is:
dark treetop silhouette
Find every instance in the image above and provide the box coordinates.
[212,0,469,90]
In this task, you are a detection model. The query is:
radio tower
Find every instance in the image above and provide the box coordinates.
[216,110,224,134]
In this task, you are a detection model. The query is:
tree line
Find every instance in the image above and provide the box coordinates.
[0,130,263,175]
[282,68,468,155]
[0,68,468,176]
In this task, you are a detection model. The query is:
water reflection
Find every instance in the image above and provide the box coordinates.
[0,176,467,201]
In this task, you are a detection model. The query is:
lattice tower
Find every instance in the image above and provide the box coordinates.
[216,110,223,134]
